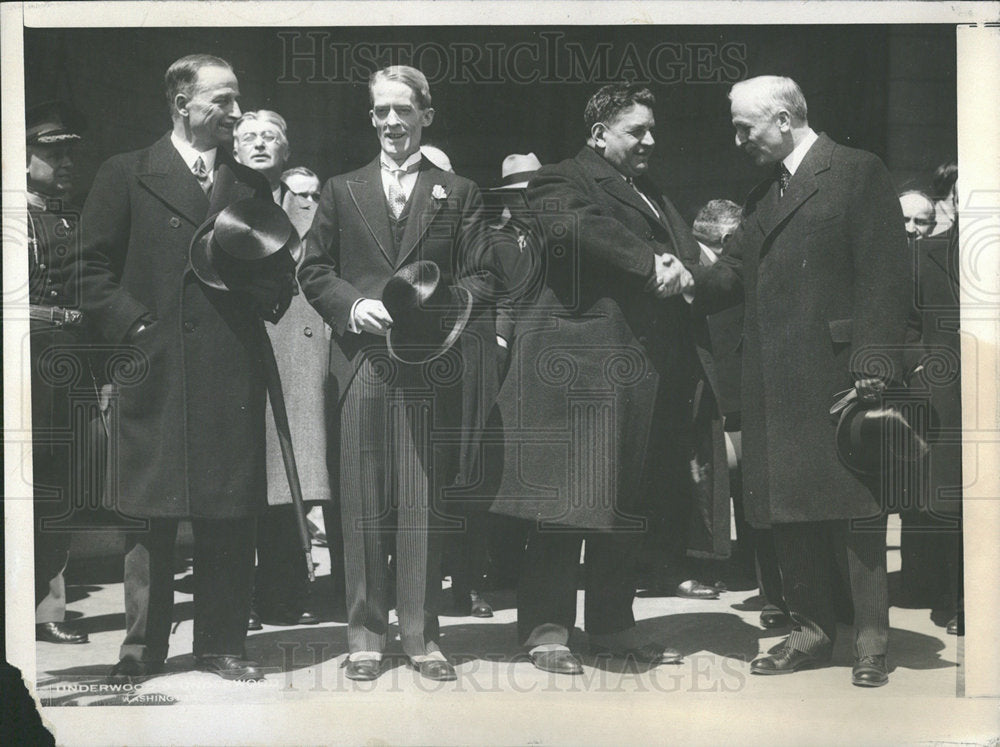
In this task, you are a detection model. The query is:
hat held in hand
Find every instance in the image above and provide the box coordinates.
[190,198,301,291]
[382,260,473,365]
[830,388,930,475]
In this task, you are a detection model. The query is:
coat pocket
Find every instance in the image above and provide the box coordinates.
[828,318,853,344]
[804,213,842,235]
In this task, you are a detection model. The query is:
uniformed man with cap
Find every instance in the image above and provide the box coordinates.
[25,100,91,644]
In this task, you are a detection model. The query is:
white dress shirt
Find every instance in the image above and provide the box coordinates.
[782,128,819,177]
[170,131,217,188]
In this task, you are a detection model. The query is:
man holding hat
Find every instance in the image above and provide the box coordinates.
[68,54,279,681]
[25,100,91,645]
[299,65,485,682]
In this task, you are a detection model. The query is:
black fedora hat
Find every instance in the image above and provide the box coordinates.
[382,260,473,365]
[190,198,301,291]
[830,389,930,475]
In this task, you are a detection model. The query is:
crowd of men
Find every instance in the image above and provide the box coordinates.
[26,54,962,690]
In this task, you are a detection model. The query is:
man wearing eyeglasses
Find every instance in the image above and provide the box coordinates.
[232,112,333,633]
[280,167,322,239]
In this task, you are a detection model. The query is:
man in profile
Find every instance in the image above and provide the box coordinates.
[690,75,910,687]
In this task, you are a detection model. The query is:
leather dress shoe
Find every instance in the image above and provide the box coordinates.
[470,592,493,618]
[591,643,683,665]
[675,580,720,600]
[852,655,889,687]
[297,610,320,625]
[343,658,381,682]
[410,659,457,681]
[759,605,791,629]
[108,658,164,679]
[530,649,584,675]
[247,608,263,631]
[946,614,963,636]
[751,647,829,675]
[36,621,89,644]
[195,655,265,682]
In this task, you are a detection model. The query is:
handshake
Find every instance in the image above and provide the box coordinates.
[649,253,694,299]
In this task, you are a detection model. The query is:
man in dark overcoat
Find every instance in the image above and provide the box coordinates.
[68,54,274,681]
[489,84,701,674]
[298,65,485,682]
[690,76,910,687]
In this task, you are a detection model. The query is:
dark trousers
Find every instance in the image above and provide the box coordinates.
[254,504,309,612]
[120,517,256,662]
[339,355,458,658]
[772,517,889,658]
[517,525,640,646]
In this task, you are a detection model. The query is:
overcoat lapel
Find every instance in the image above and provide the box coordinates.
[755,133,834,246]
[396,164,444,268]
[137,134,209,227]
[346,159,395,266]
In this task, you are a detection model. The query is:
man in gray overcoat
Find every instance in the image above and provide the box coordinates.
[690,76,911,687]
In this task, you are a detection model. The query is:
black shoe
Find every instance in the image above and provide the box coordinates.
[591,642,683,665]
[759,605,791,629]
[108,658,164,679]
[410,659,457,682]
[297,610,320,625]
[529,649,584,675]
[675,580,720,600]
[750,647,829,675]
[247,608,262,631]
[946,614,964,636]
[36,621,89,644]
[195,655,265,682]
[852,655,889,687]
[343,657,381,682]
[470,592,493,618]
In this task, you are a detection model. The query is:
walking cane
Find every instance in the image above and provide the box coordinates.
[257,326,315,583]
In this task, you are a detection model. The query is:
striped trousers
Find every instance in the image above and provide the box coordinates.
[772,516,889,658]
[338,351,462,658]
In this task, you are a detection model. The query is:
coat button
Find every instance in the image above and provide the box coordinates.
[303,326,313,337]
[49,289,59,298]
[169,217,181,228]
[638,335,648,344]
[183,321,196,332]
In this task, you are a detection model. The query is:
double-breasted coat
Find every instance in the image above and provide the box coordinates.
[489,145,702,531]
[692,134,911,526]
[69,133,272,520]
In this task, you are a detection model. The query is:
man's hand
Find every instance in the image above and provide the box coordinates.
[353,299,394,336]
[650,253,694,299]
[854,376,887,406]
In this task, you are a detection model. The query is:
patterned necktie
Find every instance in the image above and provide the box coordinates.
[193,156,211,194]
[383,160,422,219]
[778,164,791,197]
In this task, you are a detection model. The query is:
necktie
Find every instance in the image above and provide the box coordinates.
[382,160,422,219]
[627,177,660,219]
[778,164,791,197]
[193,156,211,194]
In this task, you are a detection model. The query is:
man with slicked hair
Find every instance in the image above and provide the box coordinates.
[69,53,274,681]
[299,65,485,682]
[689,75,910,687]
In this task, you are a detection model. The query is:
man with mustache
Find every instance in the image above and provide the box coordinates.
[68,54,275,681]
[299,65,485,682]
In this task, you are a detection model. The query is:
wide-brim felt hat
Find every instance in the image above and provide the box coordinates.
[190,198,302,291]
[831,389,930,475]
[382,260,473,365]
[491,152,542,190]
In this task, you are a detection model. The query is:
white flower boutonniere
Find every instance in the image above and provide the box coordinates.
[432,184,448,200]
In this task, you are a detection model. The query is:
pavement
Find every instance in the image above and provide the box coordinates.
[28,515,971,744]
